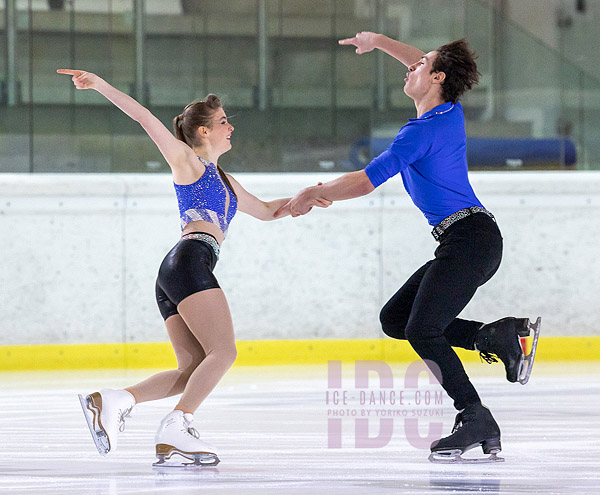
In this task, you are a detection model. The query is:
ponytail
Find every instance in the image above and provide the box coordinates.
[173,114,187,144]
[216,165,237,200]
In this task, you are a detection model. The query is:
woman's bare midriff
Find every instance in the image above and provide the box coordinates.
[182,220,225,245]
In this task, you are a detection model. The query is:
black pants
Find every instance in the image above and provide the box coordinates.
[380,213,503,410]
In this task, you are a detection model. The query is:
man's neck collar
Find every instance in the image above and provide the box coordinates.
[414,95,448,118]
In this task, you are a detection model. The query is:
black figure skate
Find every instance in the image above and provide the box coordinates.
[475,316,541,384]
[429,402,504,463]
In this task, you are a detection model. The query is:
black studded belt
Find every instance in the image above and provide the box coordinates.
[431,207,495,241]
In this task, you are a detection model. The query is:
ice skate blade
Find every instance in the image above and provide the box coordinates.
[518,317,541,385]
[153,453,220,468]
[429,450,505,464]
[78,394,109,456]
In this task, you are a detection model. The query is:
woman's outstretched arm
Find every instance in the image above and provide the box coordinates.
[57,69,195,177]
[275,170,374,218]
[227,175,331,221]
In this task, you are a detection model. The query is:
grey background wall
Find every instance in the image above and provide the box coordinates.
[1,171,598,346]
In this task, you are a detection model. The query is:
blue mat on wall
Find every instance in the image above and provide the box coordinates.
[347,137,577,170]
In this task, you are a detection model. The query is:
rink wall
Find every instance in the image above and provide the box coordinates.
[1,171,599,369]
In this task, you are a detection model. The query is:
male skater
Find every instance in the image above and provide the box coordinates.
[280,32,540,463]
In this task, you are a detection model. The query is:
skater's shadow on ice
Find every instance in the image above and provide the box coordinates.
[154,466,221,482]
[429,472,500,493]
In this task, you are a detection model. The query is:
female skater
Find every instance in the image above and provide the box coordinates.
[58,69,330,465]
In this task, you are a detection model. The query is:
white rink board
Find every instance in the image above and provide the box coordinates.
[0,171,599,345]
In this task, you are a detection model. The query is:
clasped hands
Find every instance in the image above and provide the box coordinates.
[274,183,332,219]
[273,33,376,220]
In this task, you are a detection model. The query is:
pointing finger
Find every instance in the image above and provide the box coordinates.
[57,69,83,77]
[338,37,356,46]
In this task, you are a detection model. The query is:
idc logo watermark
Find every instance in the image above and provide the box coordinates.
[326,360,444,449]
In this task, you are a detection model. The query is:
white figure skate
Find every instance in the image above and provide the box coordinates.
[78,389,135,456]
[153,410,220,467]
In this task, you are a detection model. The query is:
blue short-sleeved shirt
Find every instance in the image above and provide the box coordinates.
[364,101,483,226]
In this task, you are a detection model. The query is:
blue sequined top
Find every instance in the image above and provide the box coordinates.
[174,158,238,236]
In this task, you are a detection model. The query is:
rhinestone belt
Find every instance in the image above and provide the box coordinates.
[431,207,495,241]
[180,232,220,259]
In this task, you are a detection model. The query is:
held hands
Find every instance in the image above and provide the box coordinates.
[273,183,332,219]
[56,69,101,90]
[338,31,378,54]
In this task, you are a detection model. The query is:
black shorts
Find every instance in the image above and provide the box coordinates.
[155,233,220,320]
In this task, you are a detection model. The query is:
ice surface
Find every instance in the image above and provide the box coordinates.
[1,362,599,494]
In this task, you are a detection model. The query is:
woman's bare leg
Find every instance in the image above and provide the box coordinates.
[125,314,206,403]
[124,288,235,412]
[174,288,237,413]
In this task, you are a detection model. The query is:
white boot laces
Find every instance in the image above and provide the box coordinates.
[451,412,464,434]
[182,414,200,439]
[117,406,133,433]
[187,426,200,439]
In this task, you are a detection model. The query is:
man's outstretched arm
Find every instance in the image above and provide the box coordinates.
[278,170,375,218]
[339,31,425,67]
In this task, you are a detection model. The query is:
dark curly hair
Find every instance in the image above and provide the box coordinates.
[431,39,480,104]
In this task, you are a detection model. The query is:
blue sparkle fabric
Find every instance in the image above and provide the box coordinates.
[174,159,238,236]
